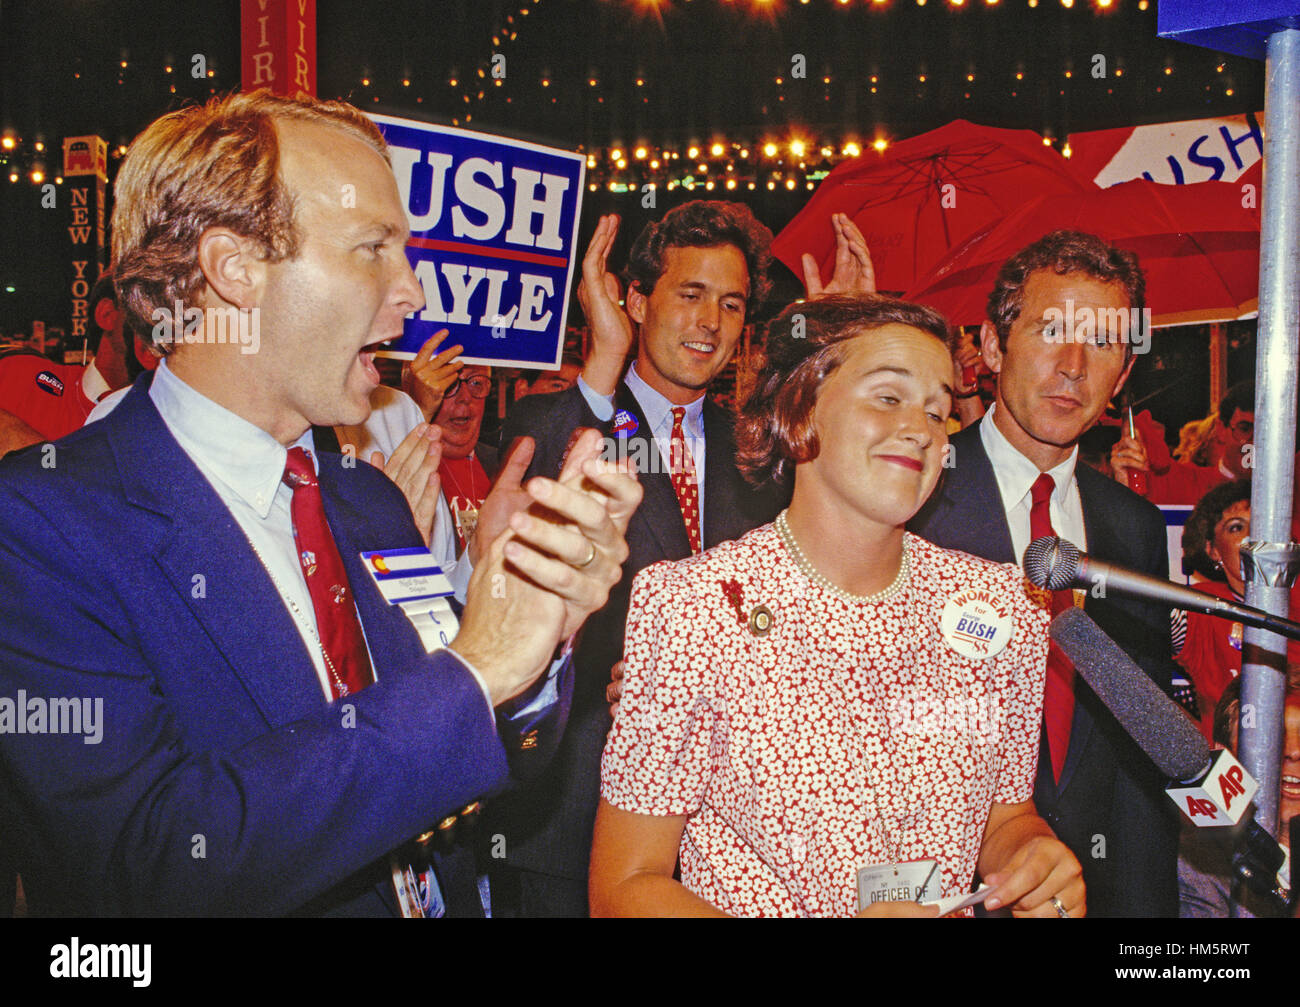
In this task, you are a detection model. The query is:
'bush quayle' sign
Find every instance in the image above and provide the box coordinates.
[370,113,585,369]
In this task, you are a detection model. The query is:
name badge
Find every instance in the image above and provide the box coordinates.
[940,590,1013,660]
[361,547,458,653]
[856,858,940,912]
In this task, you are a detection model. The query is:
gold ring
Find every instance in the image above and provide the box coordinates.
[576,539,597,568]
[1050,896,1069,918]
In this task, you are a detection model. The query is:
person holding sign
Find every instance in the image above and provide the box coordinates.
[591,295,1082,918]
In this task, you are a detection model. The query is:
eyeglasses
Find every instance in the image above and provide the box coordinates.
[446,375,492,399]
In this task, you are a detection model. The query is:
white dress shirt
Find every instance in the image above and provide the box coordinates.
[978,402,1088,567]
[579,360,708,544]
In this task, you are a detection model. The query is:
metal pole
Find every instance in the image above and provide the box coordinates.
[1239,29,1300,850]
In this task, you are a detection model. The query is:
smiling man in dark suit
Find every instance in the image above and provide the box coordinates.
[0,91,640,917]
[486,202,797,915]
[911,229,1180,917]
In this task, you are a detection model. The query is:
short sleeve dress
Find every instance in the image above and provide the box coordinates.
[600,523,1049,917]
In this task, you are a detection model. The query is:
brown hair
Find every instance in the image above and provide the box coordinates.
[111,89,388,351]
[737,295,951,486]
[984,229,1146,356]
[623,200,773,315]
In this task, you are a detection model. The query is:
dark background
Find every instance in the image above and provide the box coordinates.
[0,0,1267,428]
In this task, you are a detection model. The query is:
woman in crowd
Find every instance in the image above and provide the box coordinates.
[589,295,1082,918]
[1178,479,1252,738]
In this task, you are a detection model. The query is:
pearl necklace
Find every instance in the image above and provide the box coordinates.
[775,509,910,604]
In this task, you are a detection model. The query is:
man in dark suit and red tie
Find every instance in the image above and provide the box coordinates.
[911,230,1180,917]
[0,90,641,917]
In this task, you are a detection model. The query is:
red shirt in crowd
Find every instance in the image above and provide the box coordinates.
[0,354,102,441]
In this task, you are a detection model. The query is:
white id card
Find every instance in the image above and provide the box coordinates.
[856,859,941,912]
[923,883,993,918]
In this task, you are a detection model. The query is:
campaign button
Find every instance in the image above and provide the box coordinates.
[612,409,639,437]
[36,371,65,397]
[939,590,1013,660]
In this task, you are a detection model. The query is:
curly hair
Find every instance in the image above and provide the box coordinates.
[623,200,773,315]
[1182,477,1251,581]
[736,294,952,486]
[111,89,388,352]
[984,229,1146,357]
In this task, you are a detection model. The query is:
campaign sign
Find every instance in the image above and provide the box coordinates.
[370,113,585,368]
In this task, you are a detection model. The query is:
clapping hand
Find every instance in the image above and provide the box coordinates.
[371,422,443,547]
[452,429,642,704]
[577,214,636,395]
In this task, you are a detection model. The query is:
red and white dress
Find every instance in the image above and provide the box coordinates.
[601,524,1049,917]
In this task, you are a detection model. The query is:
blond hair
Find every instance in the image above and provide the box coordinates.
[111,90,388,351]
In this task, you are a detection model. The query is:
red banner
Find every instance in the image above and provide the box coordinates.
[241,0,316,98]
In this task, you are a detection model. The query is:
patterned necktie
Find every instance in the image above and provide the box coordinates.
[1030,472,1075,783]
[668,407,702,555]
[282,446,373,699]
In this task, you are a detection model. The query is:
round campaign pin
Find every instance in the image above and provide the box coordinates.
[939,590,1013,660]
[612,409,639,438]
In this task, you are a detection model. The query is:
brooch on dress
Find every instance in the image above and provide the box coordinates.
[721,578,774,637]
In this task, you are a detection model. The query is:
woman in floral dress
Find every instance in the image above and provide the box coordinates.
[590,295,1083,918]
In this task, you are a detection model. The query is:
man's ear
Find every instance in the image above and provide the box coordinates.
[979,320,1003,375]
[1112,352,1137,400]
[93,297,123,334]
[513,377,530,400]
[196,227,264,309]
[626,284,648,326]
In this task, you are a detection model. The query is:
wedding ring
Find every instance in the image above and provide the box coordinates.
[576,539,597,568]
[1050,896,1069,918]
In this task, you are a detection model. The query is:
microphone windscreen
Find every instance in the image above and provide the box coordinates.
[1049,608,1210,781]
[1023,536,1079,591]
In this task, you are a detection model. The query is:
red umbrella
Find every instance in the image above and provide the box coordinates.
[903,173,1262,327]
[772,119,1092,294]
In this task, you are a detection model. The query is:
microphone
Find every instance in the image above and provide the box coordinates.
[1023,536,1300,640]
[1050,608,1290,911]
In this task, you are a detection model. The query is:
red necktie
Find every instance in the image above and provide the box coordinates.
[1030,472,1075,783]
[668,407,702,555]
[283,446,373,699]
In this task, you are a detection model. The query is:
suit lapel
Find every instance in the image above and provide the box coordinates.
[701,399,742,548]
[939,427,1017,564]
[110,377,326,727]
[614,382,691,560]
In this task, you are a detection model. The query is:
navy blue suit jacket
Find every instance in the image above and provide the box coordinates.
[910,423,1180,917]
[0,376,564,916]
